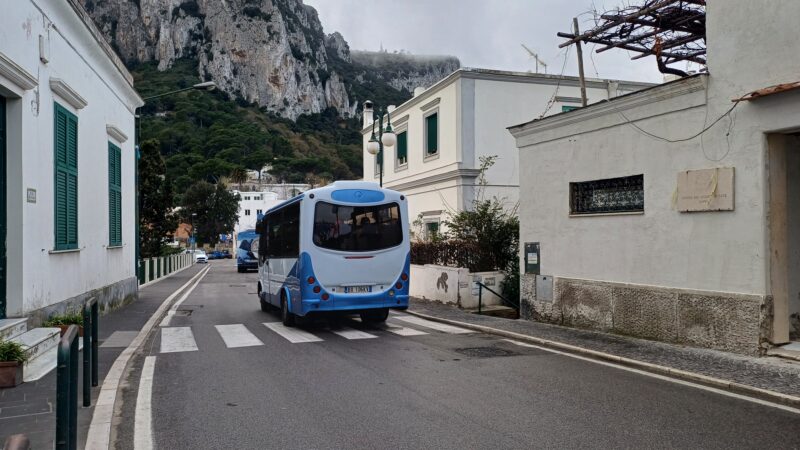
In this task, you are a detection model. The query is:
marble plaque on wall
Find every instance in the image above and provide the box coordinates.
[677,167,734,212]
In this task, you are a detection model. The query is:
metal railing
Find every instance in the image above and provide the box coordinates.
[139,253,193,285]
[82,297,99,406]
[55,297,100,450]
[476,282,519,315]
[56,325,79,450]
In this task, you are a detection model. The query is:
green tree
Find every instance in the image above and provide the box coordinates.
[139,139,178,257]
[181,181,241,245]
[444,156,520,302]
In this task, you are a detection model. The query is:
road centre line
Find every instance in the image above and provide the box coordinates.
[134,356,156,450]
[503,339,800,415]
[215,324,264,348]
[85,265,210,450]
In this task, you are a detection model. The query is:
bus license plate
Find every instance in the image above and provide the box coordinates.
[345,286,372,294]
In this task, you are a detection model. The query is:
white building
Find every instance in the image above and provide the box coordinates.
[509,0,800,355]
[361,68,652,239]
[0,0,142,321]
[232,190,283,237]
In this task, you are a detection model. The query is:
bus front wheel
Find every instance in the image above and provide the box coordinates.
[281,296,296,327]
[360,308,389,323]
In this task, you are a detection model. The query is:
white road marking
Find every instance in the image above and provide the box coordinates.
[160,327,199,353]
[502,339,800,415]
[134,356,156,450]
[331,327,378,340]
[392,316,473,334]
[215,324,264,348]
[385,325,428,336]
[159,269,207,327]
[263,322,324,343]
[86,266,210,450]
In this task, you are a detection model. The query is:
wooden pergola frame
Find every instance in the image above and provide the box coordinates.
[558,0,706,77]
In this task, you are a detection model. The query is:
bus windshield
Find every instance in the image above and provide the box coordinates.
[313,201,403,252]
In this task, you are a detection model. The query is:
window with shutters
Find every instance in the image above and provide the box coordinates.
[424,111,438,159]
[395,130,408,169]
[108,142,122,247]
[54,103,79,250]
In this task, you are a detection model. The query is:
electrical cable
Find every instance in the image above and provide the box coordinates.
[614,99,741,143]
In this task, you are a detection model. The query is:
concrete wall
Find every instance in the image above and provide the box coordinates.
[1,0,141,316]
[410,264,505,309]
[511,2,800,353]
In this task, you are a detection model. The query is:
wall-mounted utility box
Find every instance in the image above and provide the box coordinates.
[524,242,540,275]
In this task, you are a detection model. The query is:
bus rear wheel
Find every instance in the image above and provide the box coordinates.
[360,308,389,323]
[281,296,295,327]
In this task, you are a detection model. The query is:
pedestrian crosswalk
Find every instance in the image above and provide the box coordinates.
[158,314,473,353]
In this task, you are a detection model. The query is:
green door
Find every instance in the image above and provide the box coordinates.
[0,97,6,318]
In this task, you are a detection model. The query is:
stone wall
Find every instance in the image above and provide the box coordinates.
[521,274,769,355]
[25,277,139,328]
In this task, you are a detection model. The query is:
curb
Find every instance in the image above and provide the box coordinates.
[404,310,800,409]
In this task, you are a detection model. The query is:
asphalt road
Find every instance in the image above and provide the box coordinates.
[115,260,800,449]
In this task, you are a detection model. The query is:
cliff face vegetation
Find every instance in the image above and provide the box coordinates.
[82,0,460,190]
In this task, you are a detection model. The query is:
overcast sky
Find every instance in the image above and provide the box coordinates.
[305,0,667,83]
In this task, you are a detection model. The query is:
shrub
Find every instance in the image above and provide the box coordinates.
[0,340,28,363]
[42,311,84,327]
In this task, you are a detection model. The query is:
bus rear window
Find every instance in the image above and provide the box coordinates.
[313,201,403,252]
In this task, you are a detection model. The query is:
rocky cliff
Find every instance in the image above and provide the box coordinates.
[81,0,460,119]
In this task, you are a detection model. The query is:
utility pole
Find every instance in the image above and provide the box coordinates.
[573,17,588,107]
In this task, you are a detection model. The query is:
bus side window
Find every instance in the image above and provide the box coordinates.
[258,221,268,264]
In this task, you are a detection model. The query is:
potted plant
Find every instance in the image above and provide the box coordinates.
[42,311,84,336]
[0,340,28,387]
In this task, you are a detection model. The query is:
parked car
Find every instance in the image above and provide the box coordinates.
[208,251,226,260]
[194,251,208,263]
[221,250,233,259]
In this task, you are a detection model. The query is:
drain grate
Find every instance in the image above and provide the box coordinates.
[454,347,517,358]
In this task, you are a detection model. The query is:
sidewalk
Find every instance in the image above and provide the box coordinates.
[0,264,203,449]
[408,298,800,404]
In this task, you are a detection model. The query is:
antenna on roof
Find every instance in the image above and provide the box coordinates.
[521,44,548,74]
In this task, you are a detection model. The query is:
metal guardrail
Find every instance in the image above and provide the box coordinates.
[56,325,79,450]
[82,297,99,407]
[476,281,519,315]
[139,253,193,285]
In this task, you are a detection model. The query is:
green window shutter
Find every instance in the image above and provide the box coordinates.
[54,103,78,250]
[397,131,407,164]
[425,113,438,155]
[108,142,122,246]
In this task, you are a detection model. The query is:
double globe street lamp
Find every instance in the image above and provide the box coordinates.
[365,100,396,187]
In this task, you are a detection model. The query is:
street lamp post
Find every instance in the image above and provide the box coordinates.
[365,101,396,187]
[190,213,197,257]
[135,81,216,280]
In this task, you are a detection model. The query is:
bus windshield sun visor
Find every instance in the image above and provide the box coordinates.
[313,201,403,252]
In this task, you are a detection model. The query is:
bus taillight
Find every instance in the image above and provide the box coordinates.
[395,282,403,289]
[401,273,408,281]
[313,286,321,294]
[321,293,330,301]
[307,276,315,284]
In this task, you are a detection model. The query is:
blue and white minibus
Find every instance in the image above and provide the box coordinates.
[254,181,410,326]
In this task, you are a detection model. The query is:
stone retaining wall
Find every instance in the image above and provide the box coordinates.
[521,274,769,355]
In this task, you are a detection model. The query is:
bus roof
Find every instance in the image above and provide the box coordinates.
[263,181,404,216]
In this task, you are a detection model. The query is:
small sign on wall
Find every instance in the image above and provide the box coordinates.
[677,167,734,212]
[26,188,37,204]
